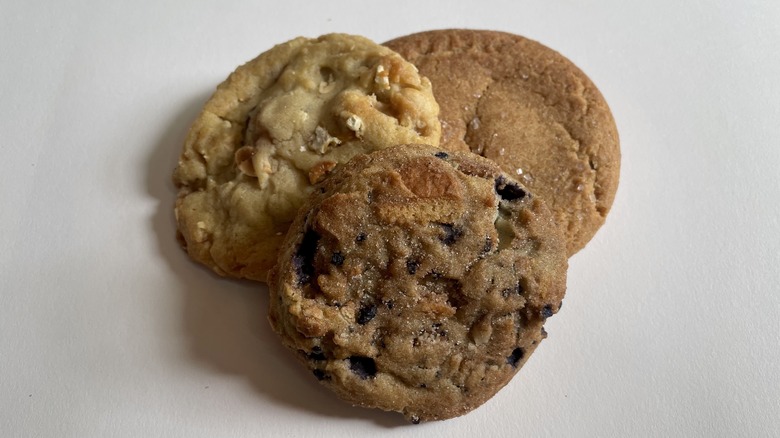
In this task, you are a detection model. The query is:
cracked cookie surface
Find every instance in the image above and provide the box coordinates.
[268,145,567,422]
[386,29,620,256]
[174,34,441,281]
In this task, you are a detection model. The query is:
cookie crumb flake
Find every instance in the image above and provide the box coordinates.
[234,146,257,177]
[309,126,342,154]
[345,114,365,137]
[374,64,390,88]
[470,315,493,345]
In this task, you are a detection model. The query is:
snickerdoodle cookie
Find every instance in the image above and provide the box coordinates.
[386,29,620,255]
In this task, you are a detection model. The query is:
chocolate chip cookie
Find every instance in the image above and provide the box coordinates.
[386,29,620,256]
[174,33,441,281]
[268,145,567,422]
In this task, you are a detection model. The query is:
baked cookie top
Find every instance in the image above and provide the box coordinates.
[174,33,441,281]
[385,29,620,256]
[268,145,567,422]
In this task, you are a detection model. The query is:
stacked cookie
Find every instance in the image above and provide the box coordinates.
[173,30,619,422]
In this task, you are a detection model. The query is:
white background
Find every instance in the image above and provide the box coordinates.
[2,1,779,436]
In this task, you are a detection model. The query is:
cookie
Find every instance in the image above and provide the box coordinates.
[173,34,442,281]
[268,145,567,422]
[385,29,620,256]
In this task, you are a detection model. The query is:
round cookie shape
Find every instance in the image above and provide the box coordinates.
[385,29,620,256]
[174,34,441,281]
[268,145,567,422]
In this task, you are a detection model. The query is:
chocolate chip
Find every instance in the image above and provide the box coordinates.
[428,271,443,280]
[308,351,326,361]
[384,299,394,310]
[439,223,463,245]
[293,229,319,285]
[506,347,525,368]
[482,237,493,253]
[291,256,306,283]
[348,356,377,379]
[312,369,329,380]
[406,259,419,275]
[356,304,377,325]
[307,346,326,361]
[434,151,448,159]
[432,322,447,338]
[502,281,524,298]
[495,176,526,201]
[541,304,554,319]
[331,252,344,266]
[355,232,367,243]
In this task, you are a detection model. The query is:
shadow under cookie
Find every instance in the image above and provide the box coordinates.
[146,92,406,428]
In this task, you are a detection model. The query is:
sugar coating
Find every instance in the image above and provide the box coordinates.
[386,29,621,256]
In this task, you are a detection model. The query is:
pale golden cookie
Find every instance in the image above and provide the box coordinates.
[174,34,441,281]
[268,145,567,422]
[386,29,620,256]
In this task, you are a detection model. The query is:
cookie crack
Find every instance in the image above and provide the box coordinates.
[207,110,241,126]
[463,70,606,226]
[463,78,497,153]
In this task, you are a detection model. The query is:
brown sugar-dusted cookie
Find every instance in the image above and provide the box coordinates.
[385,29,620,256]
[268,145,567,422]
[173,34,441,281]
